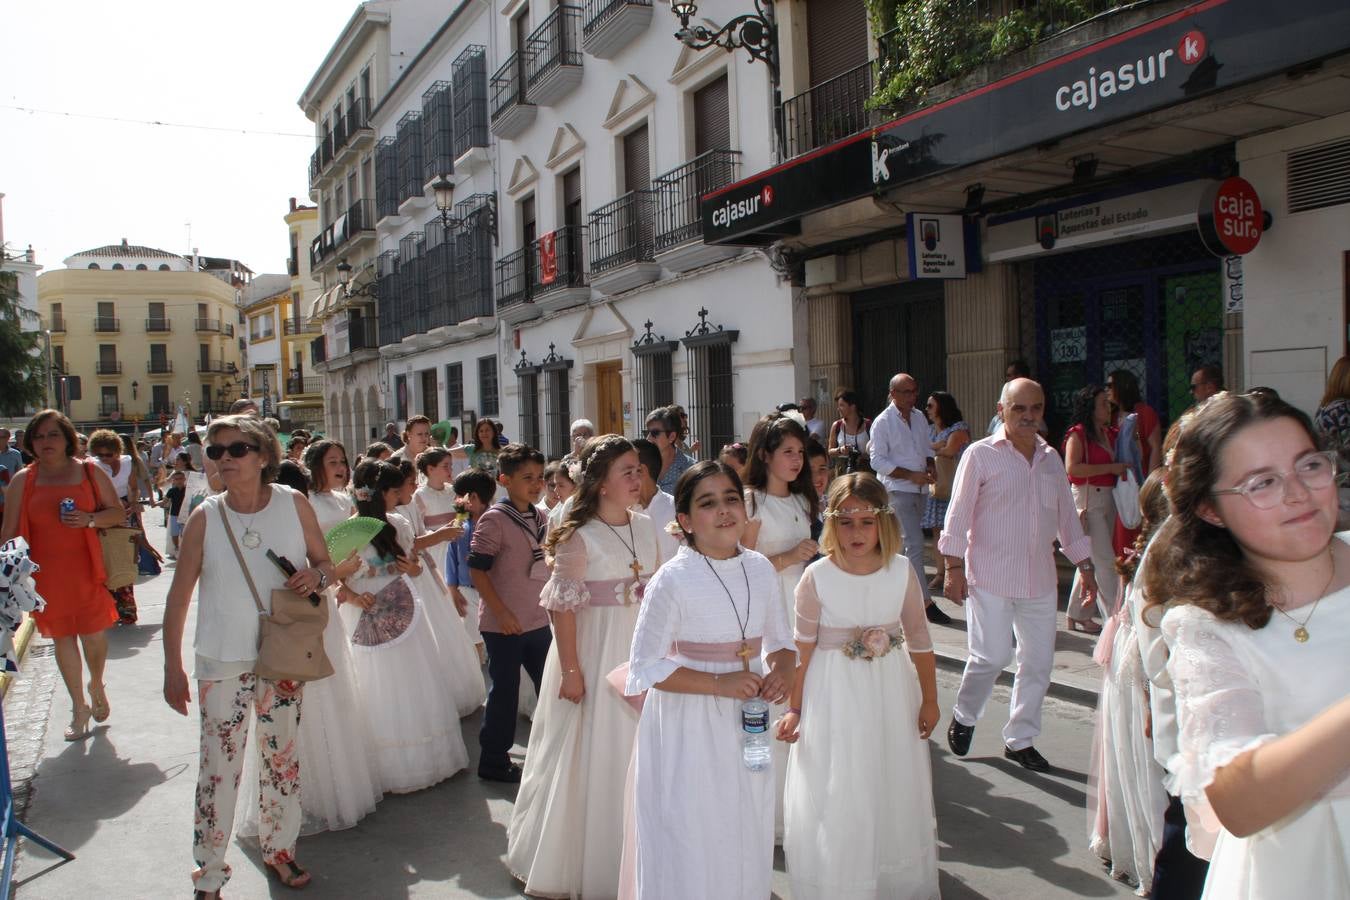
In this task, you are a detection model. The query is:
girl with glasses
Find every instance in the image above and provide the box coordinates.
[1142,392,1350,898]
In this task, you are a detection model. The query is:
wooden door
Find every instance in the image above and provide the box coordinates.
[595,361,623,436]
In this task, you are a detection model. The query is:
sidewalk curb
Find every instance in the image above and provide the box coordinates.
[933,646,1101,709]
[1,617,37,701]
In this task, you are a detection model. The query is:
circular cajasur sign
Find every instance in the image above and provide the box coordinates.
[1198,176,1263,257]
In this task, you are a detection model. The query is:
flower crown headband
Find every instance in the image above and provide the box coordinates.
[822,505,893,518]
[353,487,373,501]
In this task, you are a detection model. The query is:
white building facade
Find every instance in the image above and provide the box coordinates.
[305,0,799,457]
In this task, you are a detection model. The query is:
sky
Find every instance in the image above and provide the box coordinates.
[1,1,359,276]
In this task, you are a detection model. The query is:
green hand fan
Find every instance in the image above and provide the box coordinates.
[325,516,386,563]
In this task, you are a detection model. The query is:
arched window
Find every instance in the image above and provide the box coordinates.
[136,264,148,270]
[158,264,171,271]
[112,263,124,270]
[87,263,100,269]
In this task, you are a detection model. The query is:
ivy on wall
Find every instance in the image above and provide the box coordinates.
[867,0,1099,111]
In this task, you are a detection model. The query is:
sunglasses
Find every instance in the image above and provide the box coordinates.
[206,441,261,460]
[646,429,669,438]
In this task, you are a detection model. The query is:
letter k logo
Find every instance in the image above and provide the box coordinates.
[1179,30,1206,64]
[871,141,892,185]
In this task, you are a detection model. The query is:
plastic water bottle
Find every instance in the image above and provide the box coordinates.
[741,698,771,771]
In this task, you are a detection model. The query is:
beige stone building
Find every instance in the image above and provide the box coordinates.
[38,241,246,427]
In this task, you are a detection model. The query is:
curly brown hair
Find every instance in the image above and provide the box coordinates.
[1140,392,1323,630]
[545,435,636,552]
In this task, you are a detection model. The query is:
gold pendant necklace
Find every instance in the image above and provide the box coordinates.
[1271,549,1335,643]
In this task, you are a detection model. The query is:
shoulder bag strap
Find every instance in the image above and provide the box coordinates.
[217,501,268,616]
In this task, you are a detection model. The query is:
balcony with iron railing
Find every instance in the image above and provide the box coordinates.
[194,317,222,333]
[144,316,171,333]
[582,0,652,58]
[197,359,233,374]
[287,257,299,277]
[490,53,537,139]
[286,375,323,396]
[223,323,235,338]
[93,316,120,332]
[589,192,658,295]
[146,360,174,375]
[95,360,122,376]
[525,5,584,106]
[283,318,317,336]
[310,336,327,364]
[98,402,123,418]
[781,61,875,160]
[47,314,65,332]
[309,98,372,186]
[653,148,744,271]
[496,225,590,322]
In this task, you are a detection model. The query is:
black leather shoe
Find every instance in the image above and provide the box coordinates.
[478,762,523,783]
[947,720,974,757]
[925,603,953,626]
[1004,745,1051,772]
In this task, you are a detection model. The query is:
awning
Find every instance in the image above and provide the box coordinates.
[308,284,343,321]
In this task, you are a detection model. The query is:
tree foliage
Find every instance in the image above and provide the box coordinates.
[0,268,47,416]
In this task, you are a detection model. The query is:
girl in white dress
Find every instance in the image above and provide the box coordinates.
[741,411,819,838]
[778,473,939,899]
[396,452,488,718]
[507,436,663,898]
[341,459,469,793]
[1087,469,1169,894]
[1143,391,1350,899]
[626,459,797,900]
[237,439,384,836]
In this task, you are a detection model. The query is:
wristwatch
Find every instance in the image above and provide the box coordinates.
[1077,560,1095,573]
[86,515,95,528]
[316,570,330,590]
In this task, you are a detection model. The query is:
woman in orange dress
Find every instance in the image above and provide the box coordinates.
[0,410,122,741]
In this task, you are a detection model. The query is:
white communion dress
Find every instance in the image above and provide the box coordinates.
[1163,547,1350,900]
[783,554,939,900]
[341,514,469,793]
[626,545,795,900]
[236,488,383,836]
[402,489,488,717]
[1088,572,1168,894]
[506,512,663,899]
[746,488,811,839]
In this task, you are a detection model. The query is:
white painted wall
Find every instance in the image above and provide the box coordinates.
[1238,111,1350,415]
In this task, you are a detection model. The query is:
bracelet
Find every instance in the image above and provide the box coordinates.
[944,563,963,571]
[787,706,802,715]
[563,667,580,675]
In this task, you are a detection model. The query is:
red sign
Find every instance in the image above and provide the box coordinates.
[1178,30,1206,65]
[539,231,558,285]
[1199,176,1263,256]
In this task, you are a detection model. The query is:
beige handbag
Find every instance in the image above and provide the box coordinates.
[99,526,140,590]
[931,455,958,501]
[218,504,333,683]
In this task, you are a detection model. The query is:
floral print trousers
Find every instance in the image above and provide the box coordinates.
[192,674,304,892]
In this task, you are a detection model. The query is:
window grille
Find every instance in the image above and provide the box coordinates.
[632,320,678,428]
[682,308,738,460]
[541,343,573,458]
[445,362,464,417]
[452,45,489,159]
[395,112,424,204]
[375,138,399,219]
[479,354,499,416]
[515,350,541,450]
[421,81,454,183]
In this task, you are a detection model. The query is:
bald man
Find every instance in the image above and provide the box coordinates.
[939,378,1098,771]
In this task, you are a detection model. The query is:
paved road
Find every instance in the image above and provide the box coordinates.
[8,516,1136,899]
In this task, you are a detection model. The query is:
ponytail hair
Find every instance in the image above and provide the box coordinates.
[351,459,406,561]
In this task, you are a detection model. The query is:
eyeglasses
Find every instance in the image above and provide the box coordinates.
[646,429,669,438]
[206,441,261,460]
[1211,451,1338,509]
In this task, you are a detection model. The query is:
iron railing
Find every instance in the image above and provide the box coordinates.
[223,323,235,338]
[496,225,589,310]
[194,318,222,333]
[526,5,583,88]
[95,360,122,375]
[287,376,322,395]
[146,360,173,374]
[589,191,654,272]
[349,317,378,352]
[781,61,875,159]
[283,318,313,335]
[583,0,651,40]
[144,317,171,332]
[197,359,231,374]
[490,53,530,121]
[93,316,120,332]
[452,45,489,158]
[396,112,424,204]
[310,336,327,363]
[287,257,300,277]
[454,215,495,320]
[422,81,455,183]
[343,97,371,141]
[654,149,742,251]
[48,314,65,332]
[375,138,399,219]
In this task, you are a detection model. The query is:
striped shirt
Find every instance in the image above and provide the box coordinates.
[938,426,1092,599]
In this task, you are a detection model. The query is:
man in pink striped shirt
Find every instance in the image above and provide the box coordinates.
[939,378,1098,772]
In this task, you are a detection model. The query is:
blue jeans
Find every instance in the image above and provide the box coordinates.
[889,490,932,602]
[479,625,551,771]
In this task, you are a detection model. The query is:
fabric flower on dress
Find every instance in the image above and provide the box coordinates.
[842,626,904,661]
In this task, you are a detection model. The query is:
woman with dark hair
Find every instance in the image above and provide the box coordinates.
[1,410,122,741]
[1316,356,1350,524]
[1108,369,1162,473]
[161,414,336,894]
[459,418,503,483]
[507,435,664,898]
[741,411,817,838]
[827,388,872,476]
[922,391,970,592]
[1142,392,1350,897]
[342,459,468,793]
[362,441,393,462]
[1064,384,1127,634]
[625,460,796,899]
[646,407,694,493]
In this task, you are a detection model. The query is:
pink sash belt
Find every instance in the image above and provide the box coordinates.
[672,637,763,662]
[423,511,459,529]
[814,621,901,651]
[586,577,644,607]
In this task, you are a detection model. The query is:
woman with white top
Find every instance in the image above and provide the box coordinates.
[162,414,336,896]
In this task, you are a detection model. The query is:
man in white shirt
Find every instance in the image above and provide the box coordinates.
[633,439,678,561]
[870,373,944,622]
[799,397,828,445]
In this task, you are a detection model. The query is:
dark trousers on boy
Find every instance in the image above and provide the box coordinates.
[478,625,552,777]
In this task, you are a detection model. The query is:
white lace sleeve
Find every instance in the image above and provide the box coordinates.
[756,553,796,657]
[1162,605,1277,807]
[627,566,681,693]
[539,533,590,612]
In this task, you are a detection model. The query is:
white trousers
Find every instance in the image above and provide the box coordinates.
[1067,484,1118,621]
[952,586,1058,750]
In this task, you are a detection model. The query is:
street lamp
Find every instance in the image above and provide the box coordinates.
[432,175,455,235]
[131,380,139,401]
[336,257,378,300]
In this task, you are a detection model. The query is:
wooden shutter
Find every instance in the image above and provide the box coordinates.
[562,167,583,228]
[623,124,650,193]
[805,0,869,84]
[693,75,730,156]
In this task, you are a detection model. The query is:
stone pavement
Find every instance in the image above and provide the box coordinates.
[3,515,1122,899]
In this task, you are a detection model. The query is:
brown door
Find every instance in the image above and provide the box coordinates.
[595,361,623,436]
